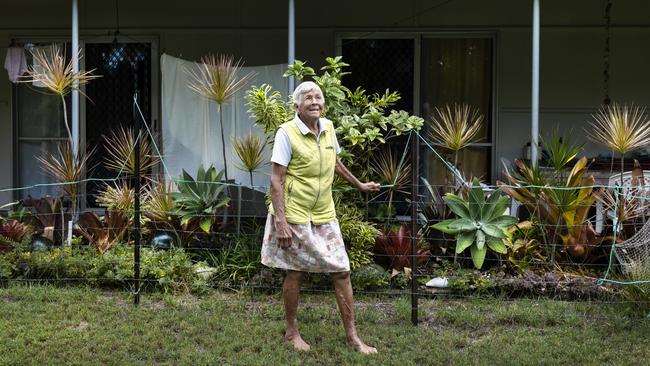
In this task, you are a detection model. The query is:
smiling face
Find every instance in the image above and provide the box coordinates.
[295,89,324,123]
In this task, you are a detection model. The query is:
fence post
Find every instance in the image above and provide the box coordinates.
[133,91,141,305]
[410,130,419,325]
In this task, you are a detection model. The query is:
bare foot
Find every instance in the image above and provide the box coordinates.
[348,337,378,354]
[285,332,311,351]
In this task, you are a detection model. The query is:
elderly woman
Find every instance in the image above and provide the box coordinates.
[261,81,379,354]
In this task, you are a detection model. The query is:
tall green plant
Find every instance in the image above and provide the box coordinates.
[432,178,516,269]
[186,55,256,181]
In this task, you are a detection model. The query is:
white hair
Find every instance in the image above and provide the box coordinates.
[292,81,324,107]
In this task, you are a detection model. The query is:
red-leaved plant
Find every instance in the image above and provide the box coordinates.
[374,224,429,271]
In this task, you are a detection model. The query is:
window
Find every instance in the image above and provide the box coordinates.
[13,43,70,199]
[340,34,495,186]
[12,38,157,206]
[421,36,494,185]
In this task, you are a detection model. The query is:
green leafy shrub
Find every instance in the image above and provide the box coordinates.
[0,254,13,279]
[3,246,207,294]
[337,203,380,270]
[204,234,262,288]
[350,264,390,291]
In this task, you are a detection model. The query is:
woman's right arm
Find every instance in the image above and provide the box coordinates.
[270,163,293,249]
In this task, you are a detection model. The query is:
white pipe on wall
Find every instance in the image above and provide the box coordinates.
[72,0,80,155]
[531,0,540,164]
[288,0,295,94]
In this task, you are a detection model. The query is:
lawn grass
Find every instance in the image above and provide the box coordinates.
[0,284,648,365]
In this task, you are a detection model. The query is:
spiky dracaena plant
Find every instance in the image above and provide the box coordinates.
[588,103,650,180]
[36,142,93,220]
[20,44,100,145]
[186,54,257,181]
[588,103,650,222]
[427,103,484,172]
[371,149,411,213]
[232,133,266,186]
[95,182,135,216]
[103,126,159,176]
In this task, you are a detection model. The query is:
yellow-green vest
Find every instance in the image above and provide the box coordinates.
[269,118,337,224]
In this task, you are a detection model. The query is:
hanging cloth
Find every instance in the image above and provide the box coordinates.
[4,46,28,83]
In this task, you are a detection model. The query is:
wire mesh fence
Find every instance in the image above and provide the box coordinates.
[2,95,649,323]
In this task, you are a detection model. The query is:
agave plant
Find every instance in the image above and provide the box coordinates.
[36,141,93,220]
[232,133,266,186]
[20,44,100,145]
[427,103,484,171]
[173,165,231,233]
[76,210,129,254]
[186,54,257,181]
[103,126,159,176]
[432,178,517,269]
[371,149,411,213]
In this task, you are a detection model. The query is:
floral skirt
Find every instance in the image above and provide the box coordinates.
[261,214,350,273]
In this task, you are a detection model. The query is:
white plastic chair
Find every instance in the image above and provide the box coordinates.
[595,170,650,234]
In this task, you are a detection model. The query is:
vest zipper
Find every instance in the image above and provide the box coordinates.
[311,138,322,222]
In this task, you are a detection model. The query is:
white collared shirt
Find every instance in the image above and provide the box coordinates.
[271,115,341,167]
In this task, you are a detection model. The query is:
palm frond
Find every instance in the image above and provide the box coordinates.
[427,103,484,152]
[186,54,257,106]
[588,103,650,155]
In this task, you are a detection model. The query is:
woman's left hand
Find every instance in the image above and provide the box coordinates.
[359,182,381,193]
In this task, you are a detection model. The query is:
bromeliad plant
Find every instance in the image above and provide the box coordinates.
[498,157,603,258]
[432,178,517,269]
[173,165,231,233]
[76,210,129,254]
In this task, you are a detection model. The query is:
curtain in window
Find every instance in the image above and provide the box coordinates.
[421,38,493,185]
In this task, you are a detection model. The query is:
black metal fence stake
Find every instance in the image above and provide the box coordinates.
[410,130,419,326]
[133,91,141,306]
